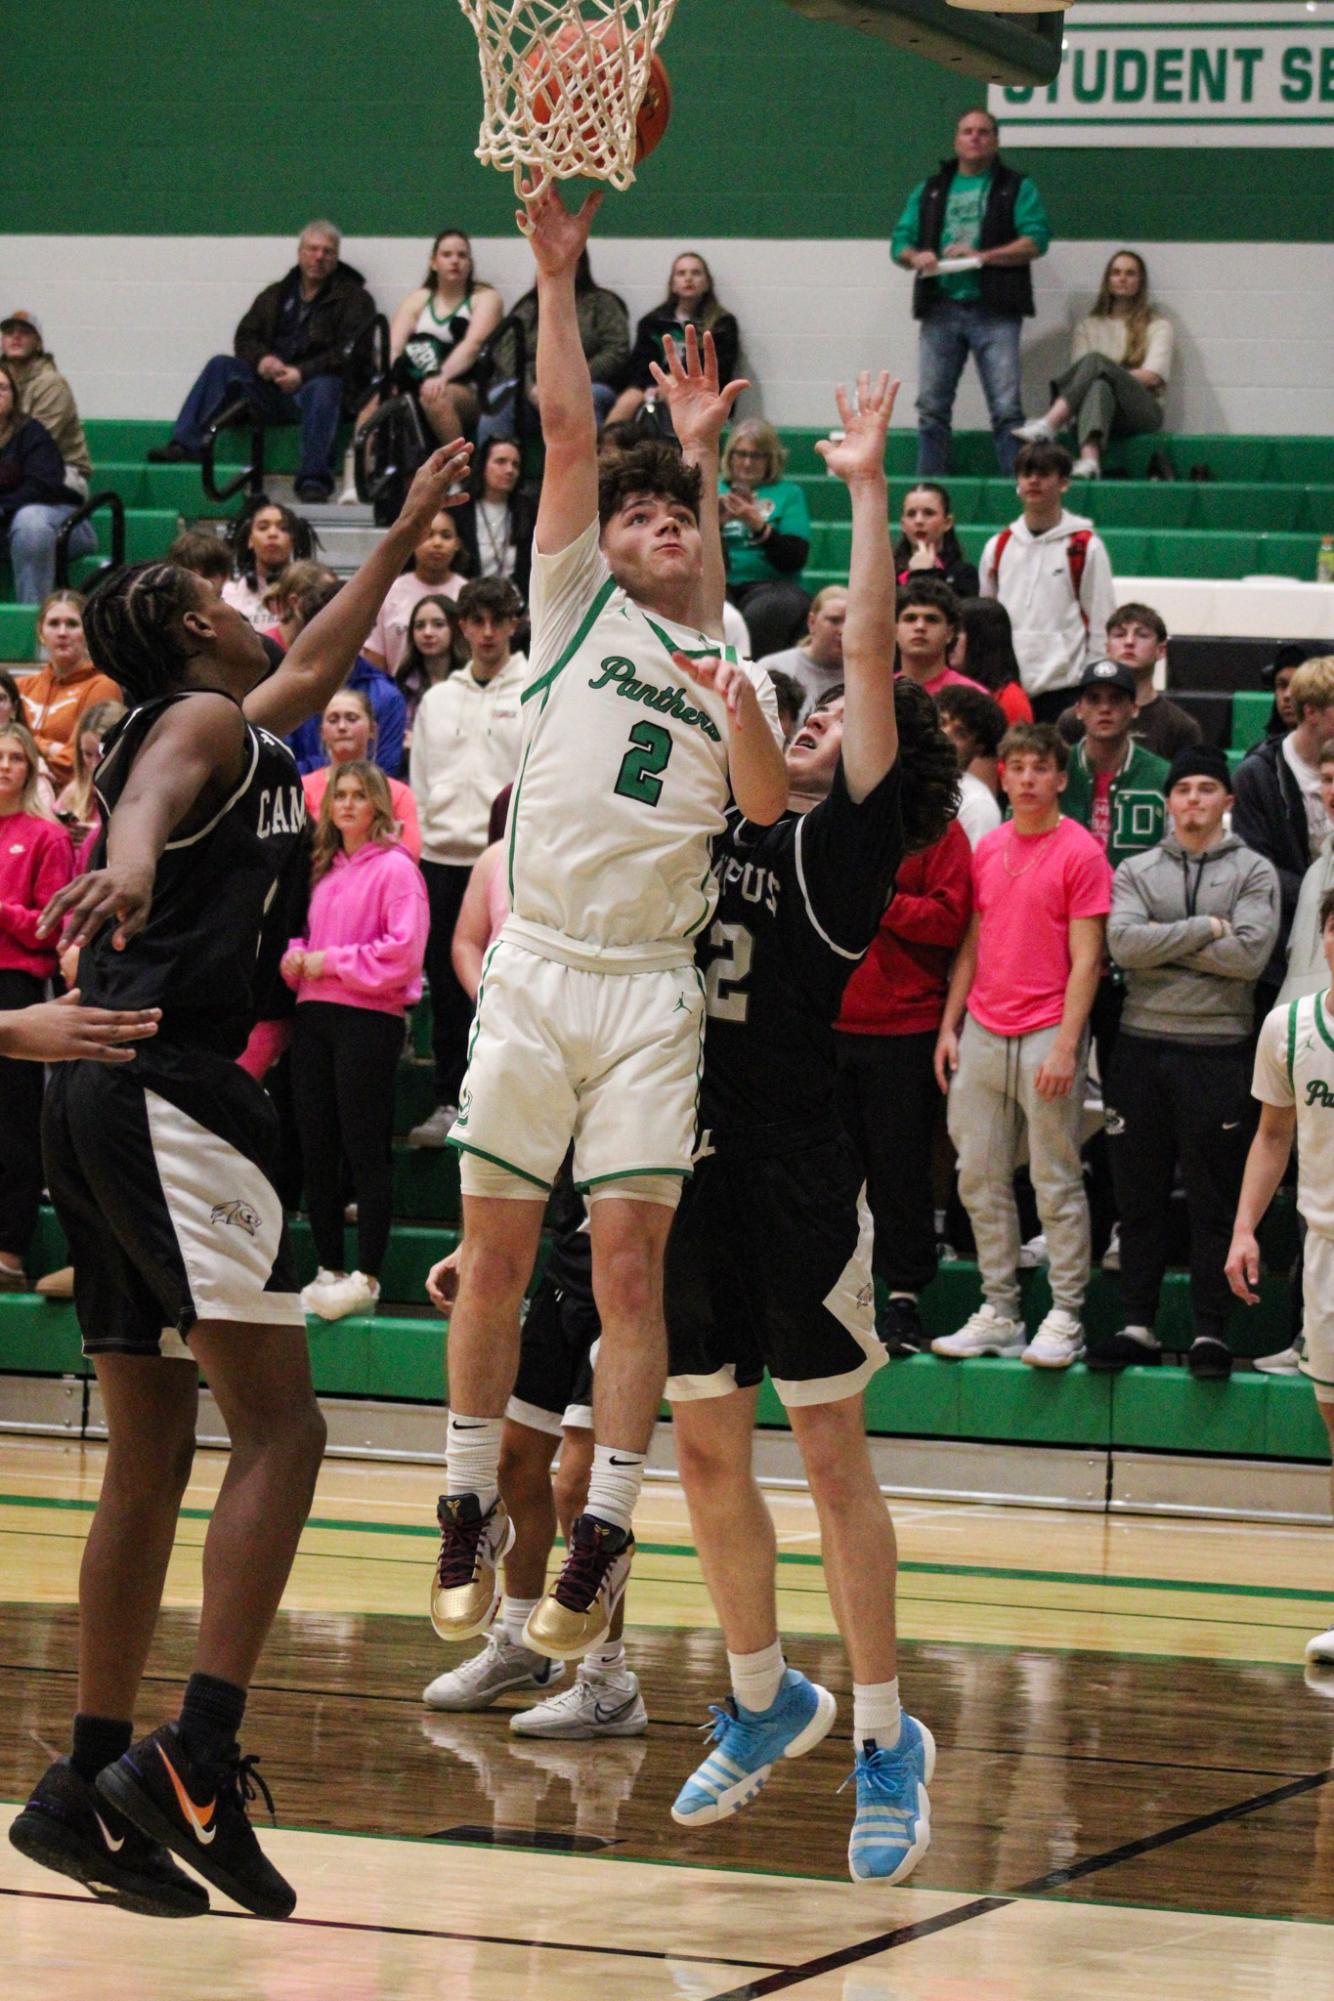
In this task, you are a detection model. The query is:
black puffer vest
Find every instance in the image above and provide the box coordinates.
[911,156,1035,320]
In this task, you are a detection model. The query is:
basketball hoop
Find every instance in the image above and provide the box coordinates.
[458,0,679,197]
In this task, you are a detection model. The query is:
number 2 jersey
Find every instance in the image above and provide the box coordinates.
[506,518,780,972]
[696,759,905,1145]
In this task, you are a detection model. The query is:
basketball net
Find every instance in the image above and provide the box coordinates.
[458,0,679,195]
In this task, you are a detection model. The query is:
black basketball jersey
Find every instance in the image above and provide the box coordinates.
[78,691,307,1056]
[695,760,904,1145]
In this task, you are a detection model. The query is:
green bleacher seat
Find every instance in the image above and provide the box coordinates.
[1230,691,1272,752]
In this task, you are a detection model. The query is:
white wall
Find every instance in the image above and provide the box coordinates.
[2,234,1331,438]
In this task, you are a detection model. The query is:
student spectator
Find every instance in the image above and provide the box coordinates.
[363,508,468,673]
[407,576,526,1148]
[1061,661,1169,872]
[1058,602,1201,762]
[935,684,1006,847]
[0,722,74,1290]
[395,593,461,733]
[1102,747,1279,1376]
[482,249,629,442]
[836,817,973,1356]
[286,580,409,780]
[2,309,92,497]
[0,671,23,731]
[148,219,376,502]
[720,418,812,658]
[1279,741,1334,1005]
[606,252,740,433]
[284,761,428,1323]
[1233,655,1334,1018]
[933,723,1111,1368]
[948,596,1032,725]
[54,697,125,849]
[20,592,121,790]
[0,363,95,605]
[164,529,234,592]
[454,437,535,604]
[1264,641,1325,740]
[386,228,503,446]
[1016,251,1173,480]
[301,688,421,859]
[765,669,803,742]
[756,587,847,719]
[895,577,982,701]
[892,107,1050,476]
[980,441,1116,720]
[223,498,316,628]
[259,560,339,652]
[895,482,979,598]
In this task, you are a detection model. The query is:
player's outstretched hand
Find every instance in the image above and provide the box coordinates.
[426,1246,462,1315]
[517,177,604,269]
[1224,1229,1263,1307]
[398,439,473,534]
[39,861,155,953]
[814,371,900,486]
[671,649,759,731]
[0,990,161,1064]
[648,326,751,455]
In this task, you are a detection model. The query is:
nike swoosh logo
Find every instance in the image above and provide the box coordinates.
[609,1457,640,1468]
[93,1810,125,1854]
[156,1742,217,1844]
[593,1693,639,1724]
[1222,1121,1241,1130]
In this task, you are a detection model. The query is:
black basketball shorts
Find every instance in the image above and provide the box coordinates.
[506,1270,601,1435]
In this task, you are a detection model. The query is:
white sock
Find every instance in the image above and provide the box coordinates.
[501,1594,540,1648]
[1123,1324,1158,1348]
[445,1412,502,1511]
[728,1639,786,1714]
[585,1443,645,1534]
[888,1290,917,1302]
[933,1209,947,1236]
[853,1677,902,1751]
[580,1641,626,1681]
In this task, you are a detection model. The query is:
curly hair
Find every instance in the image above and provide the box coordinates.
[226,496,317,588]
[82,561,202,704]
[597,440,701,527]
[893,677,962,854]
[935,683,1008,760]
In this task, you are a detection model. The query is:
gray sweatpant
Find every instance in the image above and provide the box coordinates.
[1050,351,1162,450]
[946,1015,1091,1321]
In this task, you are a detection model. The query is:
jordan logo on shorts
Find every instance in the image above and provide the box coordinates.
[210,1199,261,1238]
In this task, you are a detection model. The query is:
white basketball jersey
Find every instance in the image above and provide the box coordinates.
[1253,989,1334,1238]
[506,520,777,970]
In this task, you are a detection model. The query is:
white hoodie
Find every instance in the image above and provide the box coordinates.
[410,653,527,865]
[979,508,1116,700]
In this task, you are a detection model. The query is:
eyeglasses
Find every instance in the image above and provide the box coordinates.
[731,448,766,462]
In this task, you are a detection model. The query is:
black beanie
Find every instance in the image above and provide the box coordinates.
[1167,744,1231,792]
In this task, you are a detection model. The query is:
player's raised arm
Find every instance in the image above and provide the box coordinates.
[814,372,900,803]
[521,179,604,555]
[649,325,750,638]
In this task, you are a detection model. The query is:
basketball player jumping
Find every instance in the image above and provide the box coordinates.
[8,441,472,1923]
[427,181,786,1665]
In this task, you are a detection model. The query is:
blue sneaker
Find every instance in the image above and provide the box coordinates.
[671,1668,836,1827]
[844,1713,936,1884]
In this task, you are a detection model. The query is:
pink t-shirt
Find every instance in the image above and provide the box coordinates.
[968,815,1112,1036]
[366,572,463,673]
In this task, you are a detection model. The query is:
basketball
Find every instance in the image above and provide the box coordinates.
[524,21,672,167]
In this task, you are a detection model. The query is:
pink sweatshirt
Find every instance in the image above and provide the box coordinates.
[285,839,428,1016]
[0,811,75,977]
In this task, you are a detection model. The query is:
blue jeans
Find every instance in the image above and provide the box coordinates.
[170,354,344,488]
[475,378,616,451]
[6,503,97,604]
[916,302,1024,477]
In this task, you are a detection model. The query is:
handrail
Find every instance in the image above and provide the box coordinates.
[54,489,124,589]
[354,394,431,516]
[201,394,267,504]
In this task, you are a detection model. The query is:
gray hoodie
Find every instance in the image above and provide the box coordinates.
[1108,832,1280,1043]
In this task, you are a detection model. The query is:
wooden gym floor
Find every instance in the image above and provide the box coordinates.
[2,1436,1333,1999]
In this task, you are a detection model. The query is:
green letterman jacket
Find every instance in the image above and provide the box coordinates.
[1061,739,1170,873]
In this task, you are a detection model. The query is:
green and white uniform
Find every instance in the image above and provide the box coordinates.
[1252,990,1334,1404]
[449,518,779,1197]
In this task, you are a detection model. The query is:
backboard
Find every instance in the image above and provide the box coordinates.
[779,0,1065,86]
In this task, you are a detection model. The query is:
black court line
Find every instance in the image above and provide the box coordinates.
[702,1898,1012,1999]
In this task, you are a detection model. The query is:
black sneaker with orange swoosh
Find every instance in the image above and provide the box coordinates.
[96,1722,296,1919]
[9,1756,209,1917]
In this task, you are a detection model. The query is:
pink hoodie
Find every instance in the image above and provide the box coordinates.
[285,839,428,1017]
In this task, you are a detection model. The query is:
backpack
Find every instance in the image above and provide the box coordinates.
[988,526,1093,630]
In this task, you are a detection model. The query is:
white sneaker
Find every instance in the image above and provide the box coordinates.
[1254,1335,1304,1375]
[300,1266,341,1313]
[510,1669,648,1739]
[423,1630,563,1711]
[1018,1233,1049,1269]
[1023,1309,1086,1369]
[1012,418,1054,443]
[306,1270,380,1322]
[1102,1224,1121,1271]
[931,1306,1026,1359]
[1305,1625,1334,1665]
[408,1103,458,1149]
[1071,454,1100,478]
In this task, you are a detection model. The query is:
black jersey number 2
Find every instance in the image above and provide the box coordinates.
[614,720,673,807]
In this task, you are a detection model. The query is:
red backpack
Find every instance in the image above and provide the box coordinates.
[988,526,1093,629]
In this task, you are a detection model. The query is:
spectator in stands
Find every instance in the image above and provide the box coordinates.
[287,580,408,781]
[482,249,629,443]
[606,252,740,434]
[980,441,1116,721]
[165,529,233,592]
[1102,747,1279,1376]
[395,593,461,733]
[765,669,803,742]
[1233,655,1334,1019]
[1264,641,1323,740]
[1061,661,1169,870]
[933,723,1110,1368]
[363,508,468,673]
[284,761,428,1323]
[895,577,981,701]
[223,497,316,628]
[147,219,376,502]
[407,575,526,1148]
[895,482,979,597]
[55,697,125,849]
[2,310,92,499]
[1016,251,1172,480]
[0,722,74,1290]
[0,363,95,605]
[755,586,846,719]
[935,684,1006,846]
[260,559,339,652]
[386,228,503,446]
[301,688,421,859]
[456,438,535,603]
[1279,742,1334,1005]
[20,592,120,790]
[892,107,1050,477]
[720,417,812,658]
[836,817,973,1357]
[0,672,25,732]
[1058,602,1201,762]
[949,596,1032,725]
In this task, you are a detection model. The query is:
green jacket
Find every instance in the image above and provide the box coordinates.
[1062,739,1170,873]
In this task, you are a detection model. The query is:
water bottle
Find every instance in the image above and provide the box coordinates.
[1318,535,1334,585]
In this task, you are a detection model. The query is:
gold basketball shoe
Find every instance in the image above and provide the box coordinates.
[430,1494,515,1639]
[524,1515,636,1660]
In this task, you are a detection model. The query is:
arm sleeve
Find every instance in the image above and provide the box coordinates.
[890,183,925,261]
[1106,860,1215,969]
[1179,857,1281,979]
[1142,316,1175,383]
[371,679,408,781]
[1231,758,1304,916]
[1014,177,1051,254]
[234,286,277,366]
[762,483,811,576]
[0,421,69,515]
[393,783,422,861]
[1070,318,1092,364]
[583,291,631,386]
[882,825,973,947]
[0,826,74,948]
[1065,838,1114,920]
[711,314,740,386]
[1251,1003,1296,1107]
[1080,537,1118,668]
[527,517,610,683]
[977,533,1000,599]
[322,865,429,997]
[299,285,376,384]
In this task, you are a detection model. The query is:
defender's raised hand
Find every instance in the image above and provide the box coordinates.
[648,325,751,456]
[814,371,900,486]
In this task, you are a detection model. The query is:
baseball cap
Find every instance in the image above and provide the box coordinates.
[1261,640,1328,688]
[1,309,43,340]
[1075,658,1136,699]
